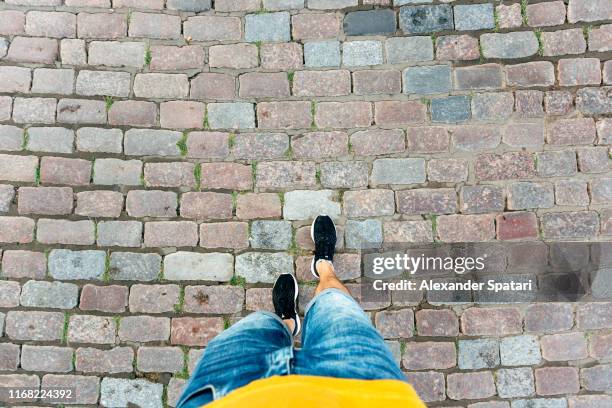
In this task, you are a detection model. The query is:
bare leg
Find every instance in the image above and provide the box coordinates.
[315,260,350,296]
[283,319,295,333]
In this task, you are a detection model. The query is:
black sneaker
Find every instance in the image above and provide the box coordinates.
[272,273,300,336]
[310,215,337,278]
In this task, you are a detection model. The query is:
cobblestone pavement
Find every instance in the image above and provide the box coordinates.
[0,0,611,406]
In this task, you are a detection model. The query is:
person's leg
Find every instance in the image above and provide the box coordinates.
[315,259,350,296]
[294,215,404,381]
[294,261,405,381]
[177,273,301,408]
[177,311,293,408]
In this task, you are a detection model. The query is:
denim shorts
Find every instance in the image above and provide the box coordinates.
[176,288,406,408]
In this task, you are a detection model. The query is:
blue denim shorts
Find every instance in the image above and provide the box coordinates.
[176,288,406,407]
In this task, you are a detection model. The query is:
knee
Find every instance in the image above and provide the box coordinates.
[309,289,366,319]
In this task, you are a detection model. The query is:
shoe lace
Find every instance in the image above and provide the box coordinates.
[317,234,335,257]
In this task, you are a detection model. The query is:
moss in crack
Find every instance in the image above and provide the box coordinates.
[228,133,236,149]
[22,128,29,150]
[478,42,486,64]
[194,163,202,191]
[288,225,299,256]
[202,107,210,129]
[113,315,121,331]
[88,157,95,183]
[535,29,544,56]
[161,386,168,408]
[493,7,500,32]
[583,25,592,42]
[251,161,258,185]
[310,100,317,130]
[102,253,111,282]
[230,275,247,288]
[62,312,70,344]
[176,346,190,379]
[231,191,238,213]
[223,316,232,330]
[520,0,529,26]
[34,166,41,186]
[426,214,439,242]
[144,45,152,66]
[287,70,294,88]
[419,97,431,108]
[104,96,114,111]
[174,286,185,313]
[177,132,188,156]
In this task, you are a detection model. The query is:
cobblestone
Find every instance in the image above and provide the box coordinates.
[0,1,609,403]
[20,280,78,309]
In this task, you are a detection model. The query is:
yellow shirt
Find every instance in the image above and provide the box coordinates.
[207,375,426,408]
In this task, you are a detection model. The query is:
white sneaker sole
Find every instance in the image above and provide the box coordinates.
[291,273,301,336]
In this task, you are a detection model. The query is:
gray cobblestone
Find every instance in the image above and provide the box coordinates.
[304,41,341,67]
[344,10,396,36]
[76,70,131,98]
[496,367,536,398]
[343,41,383,66]
[124,129,182,157]
[385,36,433,63]
[458,338,500,369]
[26,127,74,154]
[345,219,382,249]
[100,378,163,408]
[431,96,471,123]
[48,249,106,280]
[13,97,56,124]
[21,345,73,372]
[511,399,567,408]
[76,128,123,154]
[454,4,495,31]
[283,190,341,220]
[164,252,234,281]
[236,252,293,283]
[245,12,290,42]
[0,125,23,151]
[167,0,211,11]
[97,221,142,248]
[31,68,74,94]
[109,252,162,281]
[0,185,14,213]
[399,5,453,34]
[20,280,78,309]
[481,32,540,59]
[207,103,255,129]
[250,220,292,250]
[403,65,451,95]
[93,159,142,186]
[88,41,146,68]
[500,335,542,366]
[371,158,426,185]
[508,182,555,210]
